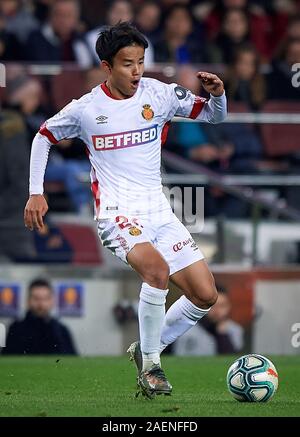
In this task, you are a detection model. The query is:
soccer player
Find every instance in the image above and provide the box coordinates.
[24,22,227,398]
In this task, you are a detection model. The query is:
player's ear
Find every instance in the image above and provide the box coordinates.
[101,60,112,74]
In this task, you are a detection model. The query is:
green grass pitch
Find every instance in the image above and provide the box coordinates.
[0,355,299,417]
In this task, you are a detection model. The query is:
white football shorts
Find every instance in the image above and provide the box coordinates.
[97,212,204,275]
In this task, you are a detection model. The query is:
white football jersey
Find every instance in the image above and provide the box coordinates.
[36,77,226,218]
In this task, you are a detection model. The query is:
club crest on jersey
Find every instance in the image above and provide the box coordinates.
[129,226,142,236]
[142,104,154,121]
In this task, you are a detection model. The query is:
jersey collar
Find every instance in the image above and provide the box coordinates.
[100,82,122,100]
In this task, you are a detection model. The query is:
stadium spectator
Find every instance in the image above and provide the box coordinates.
[166,65,233,169]
[83,66,108,92]
[166,65,263,174]
[32,0,55,25]
[213,8,251,64]
[165,65,263,217]
[5,73,92,215]
[225,44,266,110]
[201,0,276,60]
[134,0,161,45]
[0,108,35,262]
[267,38,300,100]
[270,0,300,57]
[173,286,244,356]
[273,14,300,59]
[26,0,93,67]
[3,278,77,355]
[44,139,92,215]
[153,4,207,63]
[6,74,48,142]
[31,215,73,263]
[85,0,154,68]
[0,0,39,43]
[0,26,23,60]
[85,0,134,65]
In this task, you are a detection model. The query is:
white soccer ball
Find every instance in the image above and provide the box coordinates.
[227,354,279,402]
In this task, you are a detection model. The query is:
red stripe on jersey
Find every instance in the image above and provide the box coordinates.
[100,82,122,100]
[39,123,58,144]
[161,121,171,146]
[91,167,100,215]
[189,97,206,120]
[91,180,100,208]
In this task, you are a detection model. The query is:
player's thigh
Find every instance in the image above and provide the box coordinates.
[97,215,169,287]
[97,215,150,264]
[170,259,217,308]
[127,242,170,288]
[155,215,204,277]
[155,216,217,307]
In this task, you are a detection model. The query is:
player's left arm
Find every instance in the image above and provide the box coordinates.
[194,71,227,124]
[168,72,227,124]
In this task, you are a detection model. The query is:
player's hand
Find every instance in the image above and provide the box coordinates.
[24,194,48,231]
[197,72,224,97]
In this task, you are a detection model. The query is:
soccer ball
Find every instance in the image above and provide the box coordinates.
[227,354,279,402]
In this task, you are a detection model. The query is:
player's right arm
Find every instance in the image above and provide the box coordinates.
[24,98,84,231]
[24,132,52,231]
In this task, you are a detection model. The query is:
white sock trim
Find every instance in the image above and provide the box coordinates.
[140,282,168,306]
[179,295,211,321]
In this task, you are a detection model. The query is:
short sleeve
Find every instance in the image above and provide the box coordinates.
[39,99,83,143]
[165,83,207,120]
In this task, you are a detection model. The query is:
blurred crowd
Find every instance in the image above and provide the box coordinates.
[1,0,300,262]
[1,0,300,72]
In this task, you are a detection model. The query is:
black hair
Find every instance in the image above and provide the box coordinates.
[28,278,53,296]
[95,21,148,65]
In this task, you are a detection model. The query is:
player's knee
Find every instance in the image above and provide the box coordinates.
[143,261,170,289]
[204,287,218,308]
[192,281,218,309]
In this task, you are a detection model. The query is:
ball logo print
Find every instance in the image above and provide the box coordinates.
[227,354,279,402]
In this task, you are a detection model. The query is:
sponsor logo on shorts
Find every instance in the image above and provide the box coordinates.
[129,226,142,236]
[142,104,154,121]
[190,242,199,251]
[173,238,198,252]
[92,125,158,151]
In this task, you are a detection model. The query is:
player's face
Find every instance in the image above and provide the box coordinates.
[28,286,54,318]
[107,44,145,98]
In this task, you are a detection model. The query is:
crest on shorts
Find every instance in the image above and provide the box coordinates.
[129,226,142,236]
[142,104,154,121]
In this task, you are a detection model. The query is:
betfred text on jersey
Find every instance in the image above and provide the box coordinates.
[92,125,158,151]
